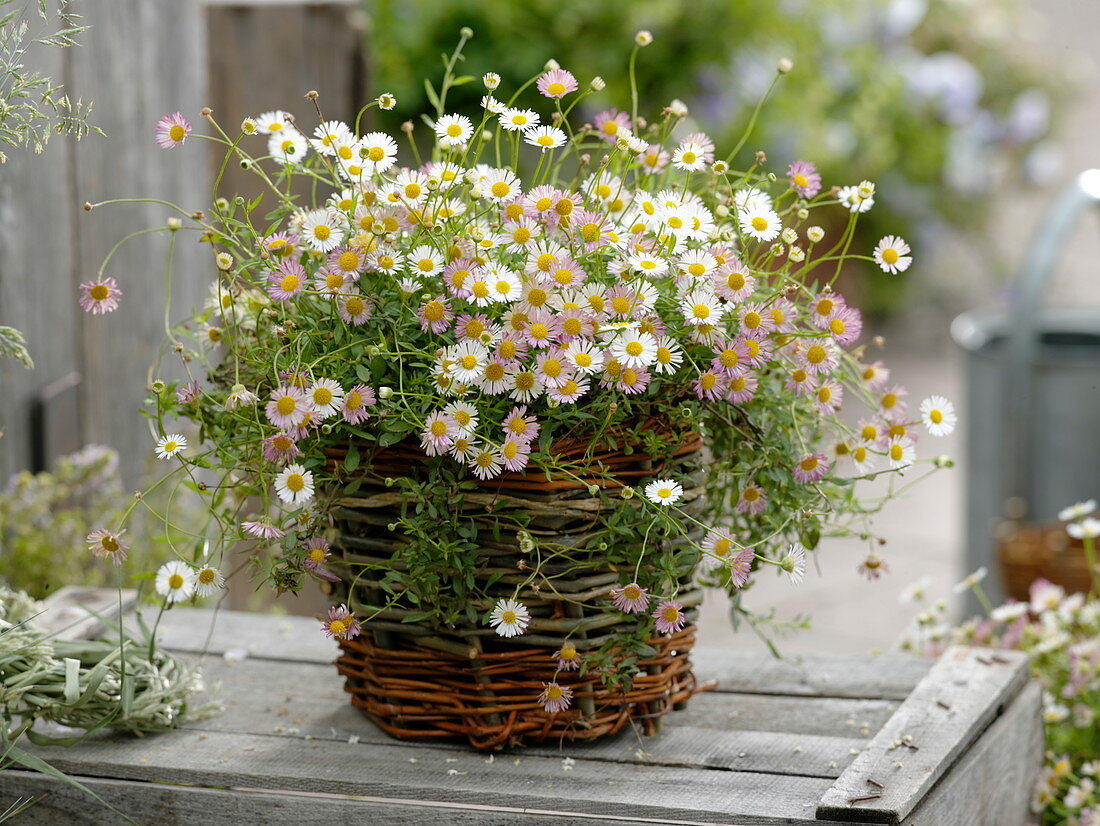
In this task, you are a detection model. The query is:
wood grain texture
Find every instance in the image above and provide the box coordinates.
[816,646,1031,823]
[36,586,138,641]
[900,682,1043,826]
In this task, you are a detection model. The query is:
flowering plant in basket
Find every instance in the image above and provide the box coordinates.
[87,30,953,744]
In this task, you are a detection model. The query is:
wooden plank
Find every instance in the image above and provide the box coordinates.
[816,646,1031,823]
[178,658,865,779]
[153,607,338,663]
[671,694,894,739]
[900,681,1043,826]
[69,0,209,487]
[36,586,139,641]
[693,645,932,701]
[0,41,79,480]
[26,728,837,825]
[2,770,862,826]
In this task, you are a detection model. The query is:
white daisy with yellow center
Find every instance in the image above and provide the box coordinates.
[644,479,684,507]
[155,560,196,603]
[738,205,782,242]
[433,113,473,148]
[275,463,315,506]
[919,395,956,437]
[155,433,187,460]
[308,378,345,419]
[488,598,530,637]
[873,235,913,274]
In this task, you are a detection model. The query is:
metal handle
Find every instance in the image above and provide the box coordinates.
[1005,169,1100,505]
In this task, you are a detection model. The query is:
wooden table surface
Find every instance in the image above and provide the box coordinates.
[7,594,1043,825]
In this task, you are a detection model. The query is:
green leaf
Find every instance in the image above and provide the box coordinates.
[344,441,360,473]
[451,75,475,86]
[423,78,440,111]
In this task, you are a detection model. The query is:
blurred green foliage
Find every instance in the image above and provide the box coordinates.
[0,446,161,598]
[364,0,1064,315]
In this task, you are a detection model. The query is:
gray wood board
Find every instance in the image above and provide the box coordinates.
[36,586,138,641]
[816,646,1031,823]
[153,609,931,700]
[23,727,837,825]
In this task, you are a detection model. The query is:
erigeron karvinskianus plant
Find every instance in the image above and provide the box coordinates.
[85,31,954,714]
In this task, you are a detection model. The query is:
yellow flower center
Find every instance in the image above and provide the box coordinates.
[714,538,731,557]
[338,251,359,272]
[198,569,216,584]
[446,123,463,137]
[491,182,510,198]
[313,224,331,241]
[100,536,118,552]
[700,373,717,390]
[465,319,486,338]
[663,606,679,621]
[345,391,362,410]
[338,146,353,160]
[681,151,696,164]
[806,345,827,365]
[313,388,333,406]
[563,317,582,336]
[168,573,185,590]
[818,386,831,402]
[537,135,554,147]
[326,272,345,290]
[800,457,819,471]
[881,393,897,409]
[484,362,505,382]
[460,354,478,370]
[727,272,746,291]
[830,318,846,335]
[473,282,490,298]
[280,274,300,293]
[625,341,643,357]
[345,297,365,316]
[792,369,807,383]
[602,120,619,136]
[688,263,705,277]
[89,284,109,301]
[329,619,347,635]
[367,146,385,162]
[276,396,297,416]
[503,441,518,460]
[882,248,899,265]
[657,487,672,499]
[555,198,574,216]
[816,298,834,316]
[511,115,528,125]
[890,444,904,461]
[547,81,566,96]
[853,446,867,462]
[169,124,186,142]
[930,409,943,423]
[861,425,878,440]
[162,440,178,453]
[622,367,638,385]
[729,376,746,391]
[692,303,711,319]
[536,196,552,212]
[286,473,305,492]
[405,183,422,199]
[751,217,768,231]
[430,420,448,437]
[743,487,759,501]
[529,323,549,340]
[546,684,563,700]
[743,311,762,329]
[668,216,683,229]
[793,173,808,188]
[623,585,641,599]
[656,346,672,364]
[514,372,536,391]
[542,359,562,378]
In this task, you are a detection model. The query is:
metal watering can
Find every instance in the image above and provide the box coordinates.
[951,169,1100,605]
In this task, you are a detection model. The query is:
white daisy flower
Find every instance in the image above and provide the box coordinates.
[299,209,343,253]
[644,479,684,506]
[357,132,399,175]
[873,235,913,274]
[155,560,196,603]
[886,437,916,470]
[255,110,290,135]
[680,288,723,326]
[406,245,444,278]
[450,340,490,383]
[739,206,782,241]
[469,447,504,480]
[499,108,539,131]
[671,141,707,171]
[194,564,226,598]
[310,120,353,156]
[627,251,668,276]
[609,330,657,369]
[838,184,874,213]
[952,566,987,594]
[919,396,957,437]
[653,336,683,375]
[307,379,345,420]
[523,125,567,151]
[481,168,522,202]
[1068,518,1100,540]
[733,187,772,213]
[849,441,876,476]
[443,400,479,435]
[434,113,473,147]
[488,598,531,637]
[267,128,309,165]
[1059,500,1097,522]
[155,433,187,460]
[275,463,315,506]
[781,544,807,584]
[564,339,603,375]
[486,267,521,303]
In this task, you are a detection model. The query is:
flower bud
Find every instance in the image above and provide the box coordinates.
[167,217,182,230]
[151,380,166,393]
[590,76,606,91]
[378,386,393,399]
[376,93,396,111]
[215,252,233,270]
[712,160,729,175]
[482,72,501,90]
[777,57,793,74]
[807,226,825,243]
[459,26,473,39]
[635,30,653,46]
[240,118,257,135]
[797,207,809,220]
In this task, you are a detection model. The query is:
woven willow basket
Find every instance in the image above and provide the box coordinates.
[998,521,1094,600]
[321,428,711,750]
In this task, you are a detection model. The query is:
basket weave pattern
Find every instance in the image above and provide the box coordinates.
[323,430,711,749]
[999,521,1094,600]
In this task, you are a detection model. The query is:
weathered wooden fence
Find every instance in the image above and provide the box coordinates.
[0,0,364,487]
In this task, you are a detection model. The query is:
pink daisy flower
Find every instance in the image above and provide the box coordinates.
[421,411,458,456]
[302,537,340,582]
[454,312,493,341]
[326,246,367,277]
[242,518,285,540]
[500,434,532,471]
[537,68,578,99]
[785,367,814,397]
[725,370,758,405]
[815,380,844,414]
[859,360,891,390]
[787,160,822,198]
[738,303,776,336]
[695,368,728,401]
[730,548,755,588]
[593,108,631,143]
[616,365,650,395]
[155,112,191,149]
[78,277,123,314]
[468,446,504,480]
[554,643,582,671]
[857,554,890,581]
[261,231,298,260]
[546,374,589,404]
[267,260,307,301]
[522,308,561,349]
[878,385,909,415]
[86,528,128,566]
[539,682,574,714]
[495,333,528,366]
[826,306,862,346]
[611,582,650,614]
[700,528,738,572]
[736,483,766,515]
[640,143,670,173]
[262,431,300,464]
[418,295,453,334]
[175,380,200,405]
[793,454,831,484]
[322,604,360,640]
[442,258,478,298]
[502,405,540,443]
[337,291,372,325]
[265,385,309,429]
[799,341,838,376]
[769,297,799,332]
[683,131,715,163]
[712,262,754,303]
[810,292,846,329]
[652,600,686,635]
[342,384,375,424]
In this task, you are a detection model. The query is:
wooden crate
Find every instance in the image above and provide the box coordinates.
[10,603,1043,825]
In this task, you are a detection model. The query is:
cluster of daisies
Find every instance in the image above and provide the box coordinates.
[82,37,955,708]
[903,499,1100,824]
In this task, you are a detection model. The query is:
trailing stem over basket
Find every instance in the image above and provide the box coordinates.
[83,29,954,718]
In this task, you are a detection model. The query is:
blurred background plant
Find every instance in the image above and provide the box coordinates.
[0,445,181,598]
[365,0,1066,316]
[0,0,99,162]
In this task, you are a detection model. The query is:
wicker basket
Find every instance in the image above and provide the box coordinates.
[321,427,712,750]
[998,520,1094,600]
